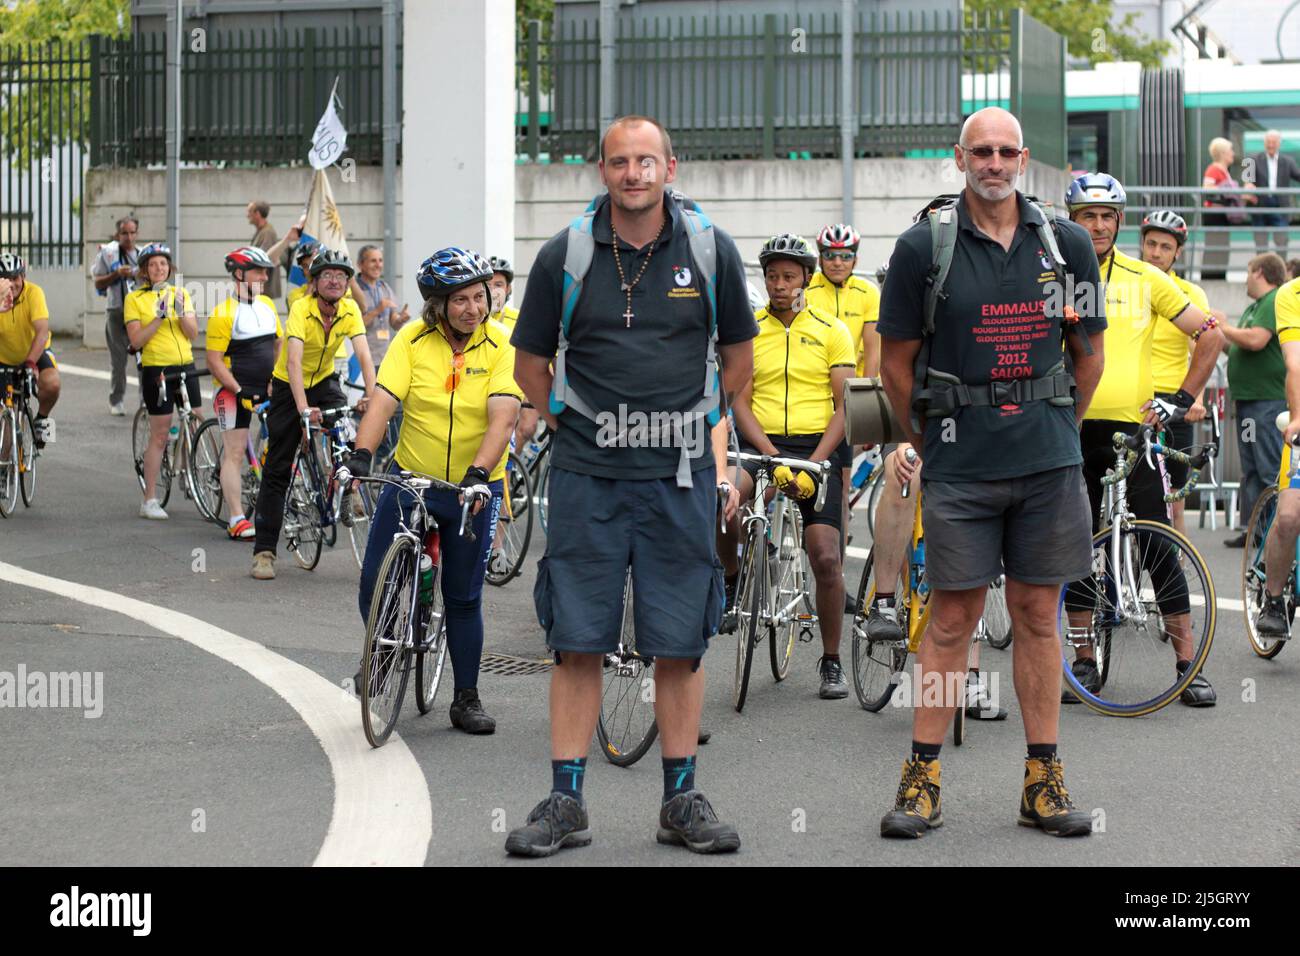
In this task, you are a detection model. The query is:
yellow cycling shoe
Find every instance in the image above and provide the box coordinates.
[880,757,942,838]
[773,465,815,500]
[1018,756,1092,837]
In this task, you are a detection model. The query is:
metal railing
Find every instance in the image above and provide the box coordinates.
[515,9,1064,164]
[1125,185,1300,278]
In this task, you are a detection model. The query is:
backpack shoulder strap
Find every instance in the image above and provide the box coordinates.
[1026,198,1094,358]
[550,195,601,414]
[923,200,959,336]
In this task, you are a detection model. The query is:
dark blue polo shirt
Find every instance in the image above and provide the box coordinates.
[512,192,757,480]
[877,190,1107,482]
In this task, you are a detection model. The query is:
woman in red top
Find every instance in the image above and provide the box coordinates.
[1201,137,1256,279]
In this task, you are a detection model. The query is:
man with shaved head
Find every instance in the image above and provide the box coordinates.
[875,107,1107,839]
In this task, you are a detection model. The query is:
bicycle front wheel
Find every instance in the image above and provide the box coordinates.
[769,498,807,681]
[597,571,660,766]
[131,406,173,508]
[17,409,37,507]
[189,417,225,524]
[486,451,534,586]
[1242,486,1290,659]
[343,487,372,571]
[733,531,764,713]
[284,454,324,570]
[865,467,886,538]
[0,410,18,516]
[415,562,448,714]
[536,453,552,536]
[1059,520,1215,716]
[361,535,418,747]
[851,547,911,712]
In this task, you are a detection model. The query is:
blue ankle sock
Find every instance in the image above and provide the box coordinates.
[662,755,696,801]
[551,758,586,800]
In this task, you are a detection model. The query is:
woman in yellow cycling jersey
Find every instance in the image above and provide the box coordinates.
[124,243,199,520]
[343,247,522,735]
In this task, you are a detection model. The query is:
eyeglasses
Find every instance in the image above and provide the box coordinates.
[445,350,466,392]
[821,250,856,262]
[961,145,1024,160]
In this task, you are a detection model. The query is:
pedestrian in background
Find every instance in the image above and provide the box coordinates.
[247,200,282,301]
[90,216,140,416]
[1246,131,1300,257]
[1201,138,1255,281]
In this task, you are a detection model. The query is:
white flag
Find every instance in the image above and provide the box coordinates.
[308,78,348,170]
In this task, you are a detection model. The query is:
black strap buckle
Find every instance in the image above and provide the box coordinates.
[989,380,1019,406]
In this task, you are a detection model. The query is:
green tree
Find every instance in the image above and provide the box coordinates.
[0,0,130,166]
[965,0,1172,69]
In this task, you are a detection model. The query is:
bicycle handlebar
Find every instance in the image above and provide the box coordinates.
[161,367,211,384]
[728,450,834,513]
[1106,427,1218,502]
[340,468,476,538]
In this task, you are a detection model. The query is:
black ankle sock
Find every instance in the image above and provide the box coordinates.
[911,740,941,762]
[1026,743,1057,761]
[822,653,840,663]
[662,755,696,801]
[875,592,895,610]
[551,758,587,800]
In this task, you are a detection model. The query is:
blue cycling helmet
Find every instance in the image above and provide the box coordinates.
[1066,172,1127,213]
[138,242,172,268]
[416,247,494,302]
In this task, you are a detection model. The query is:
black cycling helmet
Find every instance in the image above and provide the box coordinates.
[759,233,818,273]
[0,252,27,277]
[488,255,514,282]
[294,239,320,263]
[1140,209,1188,246]
[308,247,355,279]
[224,245,275,275]
[416,247,494,302]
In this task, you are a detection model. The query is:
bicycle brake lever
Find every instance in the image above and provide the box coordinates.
[814,463,829,513]
[459,498,476,541]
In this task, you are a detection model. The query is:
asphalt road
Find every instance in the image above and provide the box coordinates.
[1,342,1296,866]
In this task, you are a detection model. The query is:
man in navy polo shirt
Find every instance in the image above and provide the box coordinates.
[508,115,757,857]
[876,107,1107,840]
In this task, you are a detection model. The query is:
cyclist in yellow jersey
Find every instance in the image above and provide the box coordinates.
[720,233,856,699]
[1062,174,1223,706]
[805,223,883,568]
[1255,273,1300,637]
[250,248,375,579]
[1139,210,1214,536]
[0,253,61,447]
[124,243,200,520]
[342,248,523,734]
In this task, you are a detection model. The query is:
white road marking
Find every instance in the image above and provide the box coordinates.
[58,362,215,400]
[0,561,432,867]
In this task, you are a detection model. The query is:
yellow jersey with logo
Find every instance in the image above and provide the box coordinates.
[273,295,365,388]
[804,272,880,375]
[124,285,197,367]
[1086,248,1191,423]
[1272,277,1300,345]
[1150,273,1209,394]
[0,280,51,365]
[377,317,523,482]
[750,306,856,436]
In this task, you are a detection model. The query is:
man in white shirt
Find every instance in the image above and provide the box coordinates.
[1249,130,1300,257]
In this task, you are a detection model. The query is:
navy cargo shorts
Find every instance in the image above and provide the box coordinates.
[533,466,726,661]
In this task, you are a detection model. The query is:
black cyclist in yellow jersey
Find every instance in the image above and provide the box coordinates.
[344,247,522,735]
[721,233,856,700]
[0,252,61,447]
[251,248,376,579]
[1063,173,1223,707]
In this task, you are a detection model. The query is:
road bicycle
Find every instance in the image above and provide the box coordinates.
[0,364,39,515]
[131,364,222,521]
[1241,419,1300,660]
[343,469,475,748]
[595,569,659,765]
[1059,424,1216,716]
[485,450,534,586]
[283,406,371,570]
[726,451,830,713]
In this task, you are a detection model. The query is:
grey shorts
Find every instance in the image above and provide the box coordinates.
[533,466,725,661]
[921,464,1093,590]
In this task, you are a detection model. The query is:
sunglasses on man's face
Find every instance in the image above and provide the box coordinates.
[821,250,856,262]
[962,145,1024,160]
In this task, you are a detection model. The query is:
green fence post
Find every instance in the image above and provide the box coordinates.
[1009,8,1021,119]
[88,35,101,168]
[762,13,776,159]
[304,27,317,139]
[528,19,541,161]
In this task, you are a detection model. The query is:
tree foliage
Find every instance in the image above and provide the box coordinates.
[0,0,130,165]
[965,0,1172,69]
